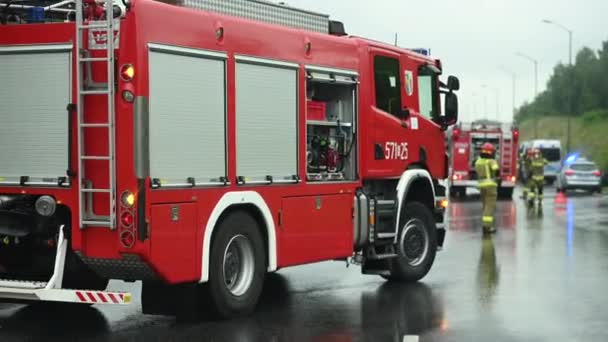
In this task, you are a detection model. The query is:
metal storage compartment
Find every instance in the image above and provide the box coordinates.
[235,56,299,184]
[148,44,227,187]
[0,44,72,185]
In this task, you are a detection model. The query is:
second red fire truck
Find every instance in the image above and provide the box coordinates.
[0,0,458,318]
[449,120,519,199]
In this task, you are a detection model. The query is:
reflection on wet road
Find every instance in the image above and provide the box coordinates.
[1,187,607,341]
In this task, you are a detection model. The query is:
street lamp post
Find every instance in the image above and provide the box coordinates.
[515,52,539,138]
[515,52,538,97]
[543,19,573,153]
[498,66,516,121]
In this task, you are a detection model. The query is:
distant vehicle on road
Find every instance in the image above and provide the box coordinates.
[556,157,602,193]
[519,139,562,185]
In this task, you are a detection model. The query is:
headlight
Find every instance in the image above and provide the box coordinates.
[35,196,57,217]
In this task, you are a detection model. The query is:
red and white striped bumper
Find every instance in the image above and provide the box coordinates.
[74,290,131,304]
[0,280,131,305]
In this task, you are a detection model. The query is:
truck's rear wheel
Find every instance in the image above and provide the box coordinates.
[386,202,437,282]
[207,211,265,319]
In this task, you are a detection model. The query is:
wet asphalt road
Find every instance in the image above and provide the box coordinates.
[1,186,608,342]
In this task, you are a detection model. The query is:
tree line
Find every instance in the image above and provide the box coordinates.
[516,39,608,122]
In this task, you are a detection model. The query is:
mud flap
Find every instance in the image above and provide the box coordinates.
[437,227,446,249]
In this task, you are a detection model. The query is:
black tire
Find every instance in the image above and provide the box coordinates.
[206,211,265,319]
[386,202,437,282]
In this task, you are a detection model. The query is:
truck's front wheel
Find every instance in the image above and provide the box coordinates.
[386,202,437,282]
[207,211,265,319]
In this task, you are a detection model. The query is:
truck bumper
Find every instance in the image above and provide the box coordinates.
[500,181,515,188]
[0,281,132,305]
[0,226,132,306]
[451,180,478,187]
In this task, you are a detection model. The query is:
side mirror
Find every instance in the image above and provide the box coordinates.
[447,75,460,91]
[444,92,458,126]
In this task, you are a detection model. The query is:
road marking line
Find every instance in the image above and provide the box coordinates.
[403,335,419,342]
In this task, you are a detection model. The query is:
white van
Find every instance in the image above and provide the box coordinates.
[530,139,562,184]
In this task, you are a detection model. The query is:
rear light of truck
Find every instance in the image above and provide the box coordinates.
[593,170,601,177]
[452,174,462,180]
[121,191,135,208]
[119,190,136,248]
[120,64,135,81]
[122,90,135,103]
[453,128,460,140]
[121,211,134,226]
[565,170,575,176]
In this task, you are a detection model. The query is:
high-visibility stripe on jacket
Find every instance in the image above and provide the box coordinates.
[475,157,499,188]
[530,157,548,176]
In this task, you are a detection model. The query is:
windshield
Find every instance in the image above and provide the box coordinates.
[418,75,434,119]
[540,148,561,162]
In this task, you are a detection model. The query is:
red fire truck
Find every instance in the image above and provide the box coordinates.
[0,0,458,318]
[449,120,519,199]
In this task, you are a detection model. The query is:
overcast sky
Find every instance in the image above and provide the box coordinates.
[284,0,608,123]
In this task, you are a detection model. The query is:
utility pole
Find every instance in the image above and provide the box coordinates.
[515,52,539,138]
[499,66,516,121]
[543,19,574,153]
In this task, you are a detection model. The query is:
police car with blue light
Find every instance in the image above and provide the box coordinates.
[556,153,603,194]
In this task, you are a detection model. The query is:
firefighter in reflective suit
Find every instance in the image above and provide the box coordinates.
[528,148,548,207]
[475,143,499,233]
[521,148,535,200]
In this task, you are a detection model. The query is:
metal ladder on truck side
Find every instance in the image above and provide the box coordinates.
[75,0,117,229]
[502,138,513,176]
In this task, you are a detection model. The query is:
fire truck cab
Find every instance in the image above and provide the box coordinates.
[0,0,459,318]
[449,120,519,199]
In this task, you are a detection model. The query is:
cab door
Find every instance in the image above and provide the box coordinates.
[369,49,413,178]
[400,54,445,178]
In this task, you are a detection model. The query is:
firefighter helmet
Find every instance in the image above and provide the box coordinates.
[527,148,535,157]
[481,142,495,155]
